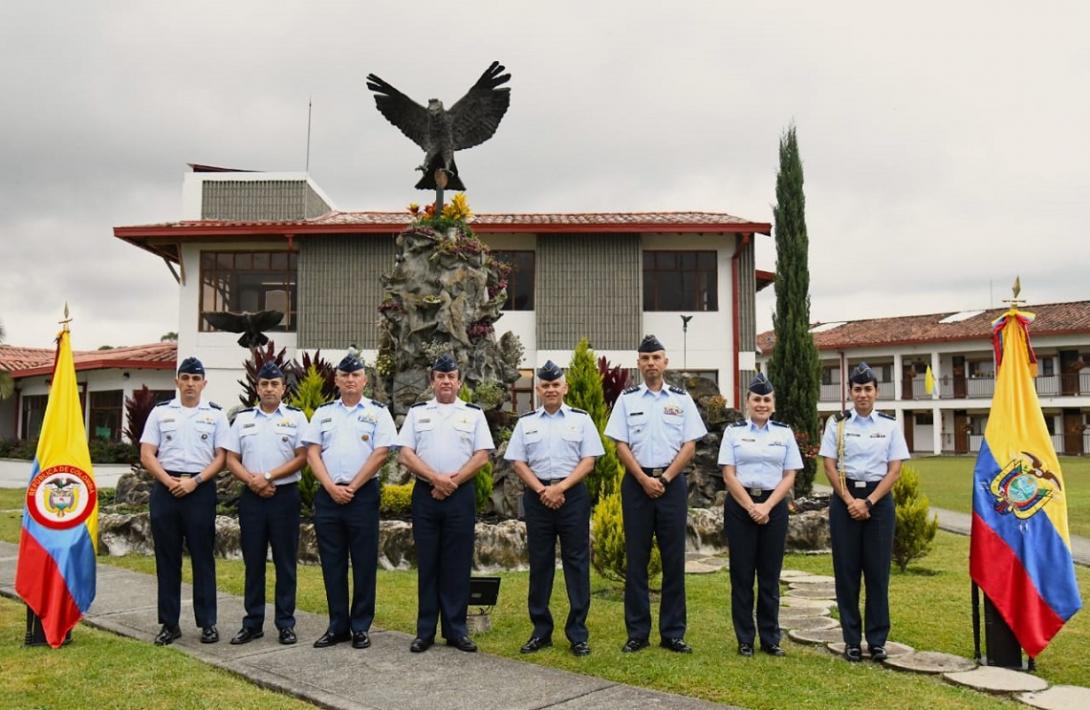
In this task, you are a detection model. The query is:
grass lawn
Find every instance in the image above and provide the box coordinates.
[4,487,1088,708]
[909,455,1090,537]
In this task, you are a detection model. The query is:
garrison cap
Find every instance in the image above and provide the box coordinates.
[337,354,365,373]
[849,362,878,385]
[257,361,285,381]
[638,334,665,353]
[536,360,564,381]
[748,372,774,396]
[432,353,459,373]
[177,357,205,376]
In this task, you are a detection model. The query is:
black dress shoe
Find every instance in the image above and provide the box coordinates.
[153,624,181,646]
[844,645,863,662]
[621,638,649,653]
[410,636,434,653]
[761,644,786,657]
[352,631,371,649]
[278,628,297,645]
[313,630,351,648]
[446,636,478,652]
[571,641,591,657]
[200,626,219,644]
[738,642,754,657]
[869,645,888,662]
[520,636,552,654]
[230,628,263,645]
[660,637,693,653]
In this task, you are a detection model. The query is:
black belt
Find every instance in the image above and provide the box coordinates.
[745,487,774,497]
[165,470,200,478]
[845,479,881,496]
[641,467,686,478]
[536,477,565,486]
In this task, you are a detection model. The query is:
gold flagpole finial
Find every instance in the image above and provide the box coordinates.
[59,302,73,332]
[1002,276,1025,308]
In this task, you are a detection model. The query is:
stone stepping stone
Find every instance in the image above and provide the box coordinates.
[779,595,835,610]
[787,574,836,585]
[779,569,809,579]
[694,556,728,569]
[778,606,830,622]
[788,627,845,645]
[944,666,1048,694]
[781,615,839,632]
[883,651,976,674]
[786,585,837,599]
[828,641,913,658]
[1018,685,1090,709]
[685,560,721,574]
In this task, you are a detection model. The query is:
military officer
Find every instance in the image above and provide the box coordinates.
[819,362,910,662]
[224,362,309,646]
[719,373,802,657]
[139,356,230,646]
[505,361,604,657]
[302,354,397,650]
[397,354,495,653]
[604,335,707,654]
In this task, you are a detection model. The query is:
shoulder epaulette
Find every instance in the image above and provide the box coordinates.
[465,403,482,410]
[209,402,222,410]
[371,400,388,408]
[771,419,789,428]
[622,386,640,395]
[316,401,336,409]
[835,410,850,422]
[668,385,686,395]
[570,407,588,415]
[410,401,427,408]
[730,420,747,427]
[284,405,301,412]
[519,410,537,418]
[155,400,171,407]
[238,407,255,414]
[878,411,896,420]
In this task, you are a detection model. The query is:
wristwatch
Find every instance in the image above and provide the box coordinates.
[263,472,273,482]
[864,498,874,510]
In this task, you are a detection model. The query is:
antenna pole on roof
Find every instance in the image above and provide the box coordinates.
[305,97,313,174]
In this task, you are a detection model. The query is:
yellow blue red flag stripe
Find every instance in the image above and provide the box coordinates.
[970,308,1080,657]
[14,328,98,648]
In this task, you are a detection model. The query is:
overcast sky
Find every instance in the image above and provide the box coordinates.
[1,1,1086,350]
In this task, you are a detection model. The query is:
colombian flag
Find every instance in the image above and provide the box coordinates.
[970,308,1081,657]
[15,328,98,648]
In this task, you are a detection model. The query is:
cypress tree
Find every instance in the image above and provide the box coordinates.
[564,338,623,502]
[767,125,822,497]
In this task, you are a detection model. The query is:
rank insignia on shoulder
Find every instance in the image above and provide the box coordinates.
[771,420,789,428]
[835,410,850,422]
[570,407,588,415]
[465,403,482,410]
[878,411,896,420]
[623,386,640,395]
[155,400,171,407]
[316,401,335,409]
[730,420,747,427]
[372,400,388,408]
[519,410,537,418]
[410,402,427,408]
[285,405,302,412]
[209,402,222,410]
[668,385,686,395]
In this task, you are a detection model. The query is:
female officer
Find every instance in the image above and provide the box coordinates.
[818,362,909,663]
[718,372,802,657]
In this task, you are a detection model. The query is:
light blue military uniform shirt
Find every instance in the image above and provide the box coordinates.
[718,419,804,490]
[225,403,310,485]
[604,383,708,468]
[818,409,910,483]
[140,398,231,473]
[301,398,397,483]
[396,399,495,475]
[504,404,605,479]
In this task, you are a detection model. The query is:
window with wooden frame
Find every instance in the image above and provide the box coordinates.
[492,250,535,311]
[89,390,124,441]
[642,250,718,311]
[199,251,298,331]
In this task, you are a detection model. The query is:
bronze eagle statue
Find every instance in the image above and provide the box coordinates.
[365,61,511,191]
[202,310,284,348]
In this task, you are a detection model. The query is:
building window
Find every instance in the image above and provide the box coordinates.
[1041,358,1055,377]
[200,251,298,331]
[151,389,176,404]
[492,251,534,311]
[914,413,934,426]
[20,394,48,440]
[970,416,988,436]
[504,369,535,414]
[89,390,124,441]
[642,251,718,311]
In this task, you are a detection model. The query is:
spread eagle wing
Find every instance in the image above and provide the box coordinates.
[448,61,511,151]
[1022,450,1063,491]
[202,311,248,333]
[250,310,285,332]
[365,73,430,150]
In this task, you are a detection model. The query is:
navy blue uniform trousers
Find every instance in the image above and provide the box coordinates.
[239,482,300,632]
[150,477,217,628]
[829,481,894,648]
[412,480,475,641]
[313,480,379,634]
[725,492,788,647]
[620,472,688,641]
[523,481,591,644]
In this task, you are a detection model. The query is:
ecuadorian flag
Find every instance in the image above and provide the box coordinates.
[970,308,1081,657]
[14,328,98,648]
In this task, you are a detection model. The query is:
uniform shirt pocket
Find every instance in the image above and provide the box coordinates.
[626,411,648,440]
[159,419,178,442]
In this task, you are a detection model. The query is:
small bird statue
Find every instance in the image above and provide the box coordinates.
[202,310,284,348]
[365,61,511,191]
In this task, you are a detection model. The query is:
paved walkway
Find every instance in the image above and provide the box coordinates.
[0,541,731,710]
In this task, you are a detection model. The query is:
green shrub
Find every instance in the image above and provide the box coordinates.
[88,438,137,464]
[289,365,334,515]
[380,481,414,516]
[591,469,661,587]
[475,460,494,513]
[565,338,621,502]
[893,464,939,572]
